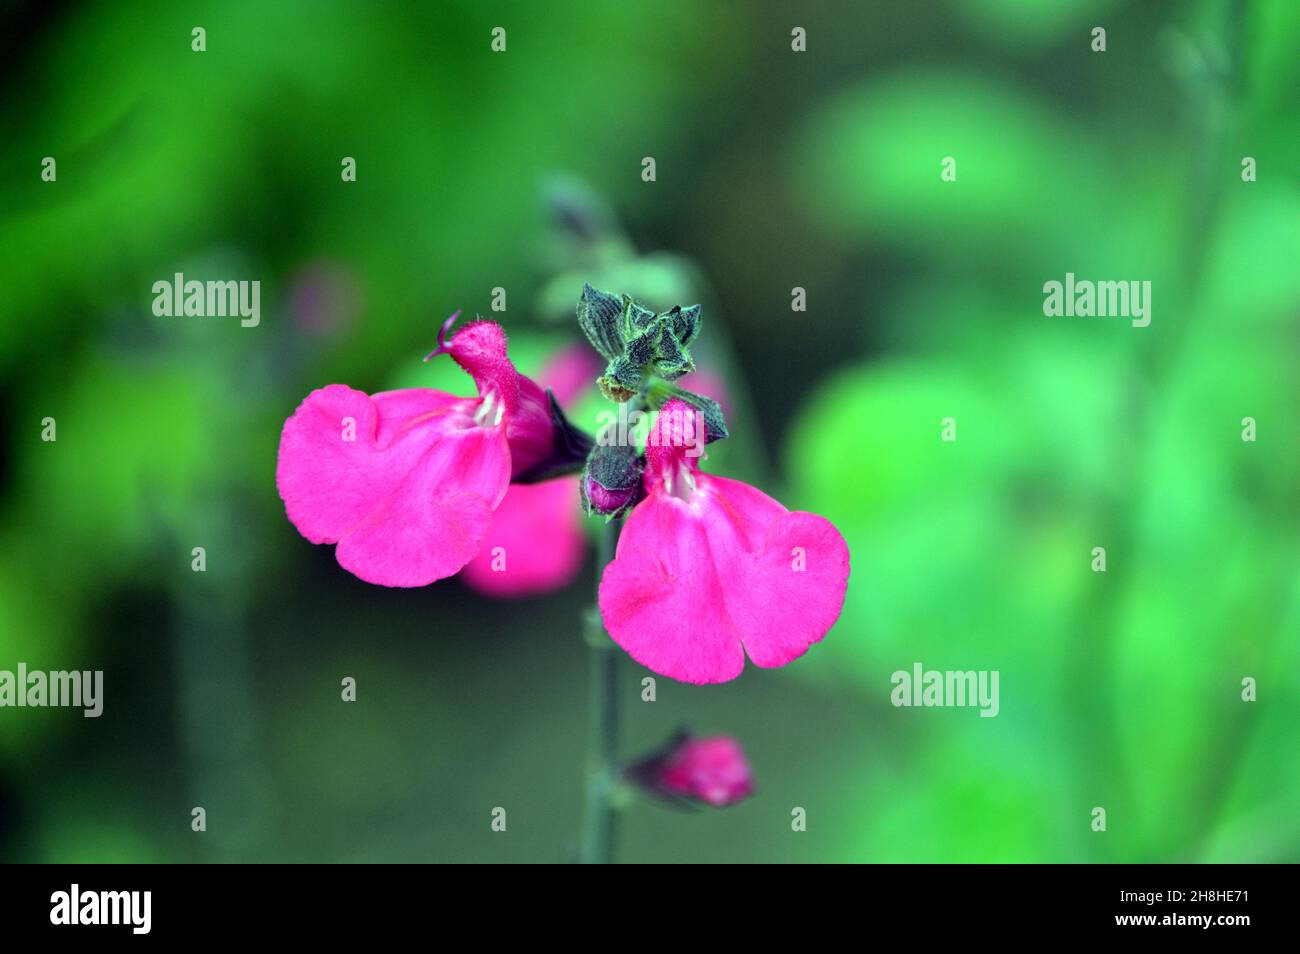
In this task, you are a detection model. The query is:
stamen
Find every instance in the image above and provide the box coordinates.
[422,310,462,361]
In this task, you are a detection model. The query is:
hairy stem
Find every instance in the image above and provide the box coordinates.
[579,517,622,863]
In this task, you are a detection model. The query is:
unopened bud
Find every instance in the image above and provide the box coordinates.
[581,441,645,518]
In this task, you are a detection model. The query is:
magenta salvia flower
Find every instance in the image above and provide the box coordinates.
[459,344,600,598]
[598,399,850,684]
[656,735,755,807]
[276,315,554,587]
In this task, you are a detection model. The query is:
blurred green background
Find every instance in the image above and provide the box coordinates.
[1,0,1297,863]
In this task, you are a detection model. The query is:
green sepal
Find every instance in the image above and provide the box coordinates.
[624,328,657,367]
[651,325,694,380]
[597,355,644,402]
[576,285,707,403]
[648,381,729,444]
[577,283,626,362]
[662,304,701,347]
[624,298,657,332]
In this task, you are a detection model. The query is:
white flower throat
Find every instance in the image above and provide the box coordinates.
[474,390,505,427]
[662,459,697,502]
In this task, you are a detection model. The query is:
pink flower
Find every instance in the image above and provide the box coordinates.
[630,734,755,808]
[276,316,554,587]
[534,343,603,411]
[459,344,600,598]
[599,399,849,684]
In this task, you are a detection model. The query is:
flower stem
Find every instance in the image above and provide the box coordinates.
[579,517,622,864]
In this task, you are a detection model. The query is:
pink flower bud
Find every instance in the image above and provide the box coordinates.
[632,734,755,808]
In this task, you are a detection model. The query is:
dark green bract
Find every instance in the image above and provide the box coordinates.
[577,283,705,405]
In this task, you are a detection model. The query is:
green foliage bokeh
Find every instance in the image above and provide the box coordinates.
[0,0,1296,862]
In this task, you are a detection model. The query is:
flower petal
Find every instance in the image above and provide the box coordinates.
[370,388,468,449]
[504,374,555,477]
[697,475,785,549]
[460,477,585,597]
[599,492,745,684]
[276,384,511,587]
[643,398,707,483]
[727,510,850,668]
[334,423,511,586]
[278,386,457,543]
